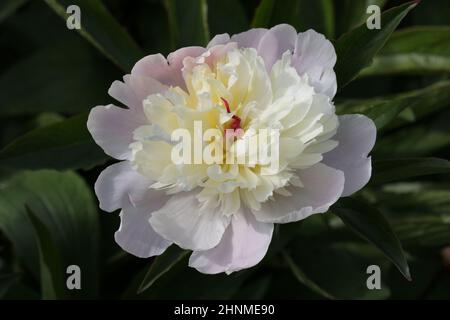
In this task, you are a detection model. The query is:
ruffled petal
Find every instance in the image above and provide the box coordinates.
[256,24,298,70]
[189,208,273,274]
[94,161,153,212]
[131,47,206,88]
[231,28,268,49]
[108,75,167,111]
[322,114,376,196]
[149,191,231,251]
[292,29,337,98]
[207,33,230,48]
[87,104,145,160]
[253,163,344,223]
[115,204,171,258]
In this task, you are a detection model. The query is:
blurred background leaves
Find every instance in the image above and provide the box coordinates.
[0,0,449,300]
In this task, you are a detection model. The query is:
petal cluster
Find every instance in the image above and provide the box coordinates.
[88,24,376,274]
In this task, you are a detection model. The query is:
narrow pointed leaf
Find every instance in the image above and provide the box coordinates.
[283,251,335,299]
[0,113,108,171]
[138,246,188,294]
[0,170,99,298]
[332,198,411,280]
[337,80,450,130]
[27,209,66,300]
[335,0,387,36]
[44,0,143,71]
[251,0,275,28]
[335,1,417,89]
[361,26,450,76]
[372,158,450,185]
[164,0,209,47]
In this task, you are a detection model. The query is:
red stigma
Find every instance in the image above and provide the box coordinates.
[220,97,242,135]
[220,97,231,113]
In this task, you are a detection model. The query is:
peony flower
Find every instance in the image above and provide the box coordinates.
[87,24,376,274]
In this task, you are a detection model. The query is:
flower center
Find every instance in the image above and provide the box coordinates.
[130,47,339,215]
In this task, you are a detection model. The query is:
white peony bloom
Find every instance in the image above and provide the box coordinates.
[87,24,376,274]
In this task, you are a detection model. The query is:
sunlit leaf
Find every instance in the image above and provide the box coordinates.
[27,209,66,300]
[361,26,450,76]
[0,170,99,298]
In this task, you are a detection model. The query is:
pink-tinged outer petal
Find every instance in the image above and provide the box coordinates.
[94,161,152,212]
[207,33,230,48]
[292,29,337,98]
[323,114,376,197]
[253,163,345,223]
[149,191,231,251]
[189,209,273,274]
[183,43,238,76]
[115,204,171,258]
[257,24,298,70]
[231,28,268,49]
[87,104,145,160]
[131,47,206,88]
[108,75,167,111]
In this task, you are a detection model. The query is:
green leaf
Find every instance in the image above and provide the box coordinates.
[332,198,410,280]
[375,109,450,157]
[0,42,117,117]
[286,240,391,299]
[335,1,417,89]
[137,246,188,294]
[361,26,450,76]
[163,0,179,50]
[27,209,66,300]
[337,95,412,130]
[164,0,209,48]
[0,170,100,298]
[282,251,335,299]
[127,259,249,299]
[0,113,108,172]
[262,0,335,38]
[0,0,28,24]
[335,0,387,36]
[44,0,143,71]
[337,80,450,130]
[251,0,275,28]
[372,158,450,185]
[376,183,450,251]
